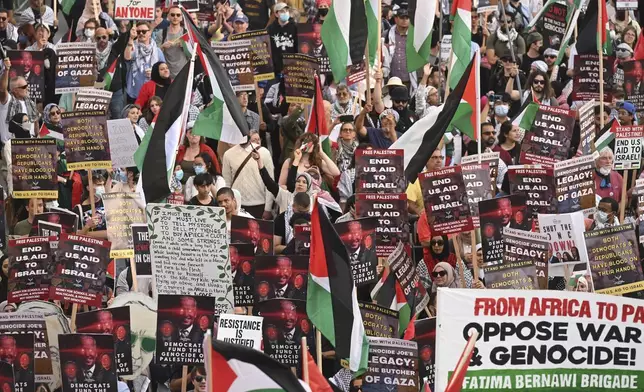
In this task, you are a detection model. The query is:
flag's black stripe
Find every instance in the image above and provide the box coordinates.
[575,0,598,55]
[348,0,368,65]
[373,270,396,307]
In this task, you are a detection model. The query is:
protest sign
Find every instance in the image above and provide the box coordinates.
[114,0,154,19]
[355,194,409,257]
[283,53,319,104]
[11,138,57,199]
[76,307,133,376]
[293,224,310,255]
[216,314,263,350]
[436,289,644,391]
[107,119,139,168]
[572,54,615,102]
[355,149,406,194]
[538,1,567,50]
[362,337,418,392]
[519,105,575,167]
[637,179,644,244]
[388,243,430,315]
[33,211,78,236]
[177,0,198,11]
[334,218,378,286]
[50,233,111,307]
[211,40,255,92]
[420,166,473,236]
[462,163,494,228]
[508,165,555,219]
[359,302,399,338]
[296,23,331,74]
[7,236,52,303]
[130,223,151,277]
[613,126,644,170]
[440,35,451,65]
[475,0,497,12]
[2,334,34,392]
[254,255,308,302]
[462,152,500,189]
[38,221,61,243]
[414,317,436,391]
[623,60,644,120]
[577,100,596,155]
[0,313,52,383]
[102,192,145,258]
[61,111,111,170]
[257,299,310,366]
[479,195,529,266]
[504,227,549,289]
[554,154,596,213]
[538,211,591,276]
[584,224,644,295]
[485,260,538,290]
[147,204,233,315]
[6,50,45,102]
[59,334,117,392]
[231,216,273,255]
[156,295,214,365]
[616,0,637,8]
[230,243,255,306]
[73,89,113,113]
[55,43,96,93]
[229,30,275,81]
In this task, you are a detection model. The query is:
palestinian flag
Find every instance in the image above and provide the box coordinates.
[448,0,471,90]
[575,0,612,55]
[206,338,312,392]
[102,55,119,91]
[370,269,412,336]
[305,351,335,392]
[597,0,611,55]
[595,119,617,152]
[635,31,644,60]
[135,56,196,202]
[181,7,249,144]
[365,0,379,67]
[448,50,480,141]
[390,55,474,183]
[321,0,368,82]
[513,101,539,133]
[306,75,331,157]
[307,199,369,374]
[444,331,479,392]
[407,0,436,73]
[38,123,63,141]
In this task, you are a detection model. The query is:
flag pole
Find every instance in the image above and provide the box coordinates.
[620,170,628,223]
[205,331,213,392]
[129,257,138,292]
[301,336,310,384]
[365,43,372,105]
[497,3,523,99]
[315,329,323,372]
[597,0,605,128]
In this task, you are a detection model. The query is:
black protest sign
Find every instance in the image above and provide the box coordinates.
[419,166,473,236]
[283,53,319,105]
[131,223,151,276]
[362,337,418,392]
[211,40,255,92]
[0,313,52,383]
[254,255,308,302]
[51,233,111,307]
[388,244,429,315]
[355,149,406,194]
[554,155,596,213]
[102,192,145,258]
[462,152,500,191]
[6,50,45,102]
[502,227,549,289]
[296,23,331,74]
[334,218,378,286]
[156,295,215,365]
[577,100,595,155]
[230,243,255,306]
[73,89,113,114]
[413,318,436,391]
[519,105,575,167]
[355,193,410,257]
[623,60,644,120]
[32,211,78,236]
[613,125,644,170]
[538,1,567,50]
[8,236,53,303]
[508,165,555,220]
[11,138,57,199]
[58,334,117,392]
[55,42,96,94]
[38,221,61,248]
[359,302,399,338]
[76,307,133,376]
[0,187,6,250]
[61,111,111,170]
[293,224,310,255]
[475,0,497,12]
[230,30,275,81]
[230,216,274,256]
[572,54,615,102]
[585,224,644,295]
[3,333,35,392]
[479,195,529,266]
[257,299,311,366]
[462,163,494,228]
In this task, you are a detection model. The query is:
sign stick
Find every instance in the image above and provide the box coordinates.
[70,303,78,332]
[254,81,264,125]
[470,230,479,281]
[53,0,57,22]
[181,365,188,392]
[365,43,372,105]
[87,171,96,217]
[443,48,454,101]
[451,235,466,287]
[598,0,605,128]
[129,257,138,292]
[315,329,322,372]
[620,169,629,223]
[206,332,213,392]
[301,336,309,384]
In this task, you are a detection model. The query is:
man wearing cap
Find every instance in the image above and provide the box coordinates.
[356,103,400,148]
[491,94,511,132]
[230,13,249,34]
[543,48,569,86]
[156,5,188,79]
[390,85,416,134]
[520,32,543,75]
[383,7,417,91]
[268,2,298,74]
[618,101,636,126]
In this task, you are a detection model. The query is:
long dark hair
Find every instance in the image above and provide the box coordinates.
[525,70,553,99]
[198,152,221,177]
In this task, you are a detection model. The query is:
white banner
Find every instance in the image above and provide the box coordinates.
[216,314,263,351]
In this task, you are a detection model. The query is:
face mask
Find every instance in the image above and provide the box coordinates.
[194,165,206,175]
[318,8,328,16]
[94,185,106,199]
[113,169,127,183]
[595,210,609,224]
[175,170,184,181]
[495,105,509,116]
[279,12,290,22]
[21,121,32,132]
[599,166,612,176]
[85,29,95,38]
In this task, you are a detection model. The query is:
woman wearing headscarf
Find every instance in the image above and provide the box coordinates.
[43,103,62,135]
[121,104,145,144]
[135,62,171,111]
[423,235,457,272]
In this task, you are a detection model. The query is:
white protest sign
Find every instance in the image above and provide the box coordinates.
[614,126,644,170]
[217,314,264,351]
[107,119,139,168]
[147,203,233,315]
[440,35,452,64]
[436,289,644,391]
[114,0,155,20]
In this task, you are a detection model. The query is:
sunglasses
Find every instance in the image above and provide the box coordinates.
[137,30,149,34]
[341,127,354,132]
[193,375,205,383]
[170,13,181,17]
[430,240,444,246]
[617,48,632,53]
[432,270,447,278]
[545,54,557,58]
[15,85,28,90]
[0,17,6,21]
[97,35,108,40]
[50,110,60,115]
[393,99,408,104]
[533,80,545,85]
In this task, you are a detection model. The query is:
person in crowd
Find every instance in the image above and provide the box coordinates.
[109,167,139,193]
[216,187,254,229]
[135,62,171,111]
[389,85,416,134]
[422,235,457,272]
[278,103,305,165]
[594,104,611,138]
[490,94,510,132]
[620,25,638,49]
[416,64,441,118]
[356,105,400,148]
[74,171,107,239]
[520,32,543,75]
[208,0,239,38]
[231,13,249,34]
[486,12,526,62]
[0,9,18,45]
[176,126,220,183]
[406,149,443,215]
[25,22,53,51]
[95,27,112,72]
[124,21,165,103]
[506,0,531,30]
[13,198,43,236]
[334,121,358,172]
[238,91,261,132]
[278,132,339,189]
[190,367,207,392]
[238,0,273,30]
[489,55,526,111]
[188,173,218,206]
[156,5,188,78]
[78,17,98,42]
[383,7,417,90]
[42,103,62,135]
[428,262,461,312]
[594,148,623,202]
[543,48,570,87]
[150,5,169,32]
[267,2,298,73]
[138,96,162,131]
[330,84,356,120]
[255,145,310,213]
[496,121,521,165]
[618,101,636,126]
[185,153,226,200]
[121,104,145,144]
[521,69,557,105]
[274,191,311,254]
[18,0,56,31]
[593,197,620,229]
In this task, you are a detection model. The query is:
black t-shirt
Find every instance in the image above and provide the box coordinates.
[238,0,275,30]
[520,53,543,75]
[188,196,218,206]
[267,19,298,73]
[275,211,286,244]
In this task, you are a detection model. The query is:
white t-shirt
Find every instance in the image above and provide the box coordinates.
[0,95,11,143]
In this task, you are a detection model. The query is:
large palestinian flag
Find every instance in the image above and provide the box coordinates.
[407,0,435,72]
[307,199,369,373]
[306,75,331,157]
[448,0,471,90]
[370,268,412,336]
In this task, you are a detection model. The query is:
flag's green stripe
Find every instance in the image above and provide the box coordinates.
[307,277,336,345]
[406,24,432,73]
[366,0,379,67]
[321,6,350,82]
[449,12,471,90]
[193,96,224,140]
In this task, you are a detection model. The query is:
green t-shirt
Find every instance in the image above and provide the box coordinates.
[13,219,31,236]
